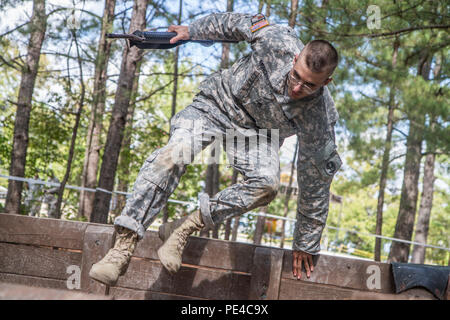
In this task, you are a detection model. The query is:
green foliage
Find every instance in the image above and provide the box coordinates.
[26,102,72,177]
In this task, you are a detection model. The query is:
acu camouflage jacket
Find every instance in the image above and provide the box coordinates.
[189,12,342,254]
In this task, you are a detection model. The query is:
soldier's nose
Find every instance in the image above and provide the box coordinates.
[293,84,303,94]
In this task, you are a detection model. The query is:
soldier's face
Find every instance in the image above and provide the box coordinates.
[288,54,332,100]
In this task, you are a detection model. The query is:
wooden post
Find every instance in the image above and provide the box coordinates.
[249,247,284,299]
[80,225,114,296]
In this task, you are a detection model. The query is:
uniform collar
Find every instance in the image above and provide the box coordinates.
[269,63,293,96]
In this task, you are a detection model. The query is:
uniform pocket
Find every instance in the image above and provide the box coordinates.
[311,139,342,182]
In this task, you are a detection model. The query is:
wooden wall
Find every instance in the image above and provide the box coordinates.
[0,213,439,300]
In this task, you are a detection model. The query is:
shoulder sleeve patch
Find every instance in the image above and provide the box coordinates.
[250,14,269,33]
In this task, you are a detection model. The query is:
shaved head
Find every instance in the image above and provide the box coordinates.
[299,40,338,75]
[288,40,338,99]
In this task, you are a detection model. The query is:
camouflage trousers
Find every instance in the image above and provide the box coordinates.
[115,94,281,239]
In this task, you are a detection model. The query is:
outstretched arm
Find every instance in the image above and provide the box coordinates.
[169,12,270,44]
[292,98,341,279]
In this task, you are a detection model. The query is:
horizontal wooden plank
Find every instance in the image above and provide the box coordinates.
[134,231,255,273]
[109,287,205,300]
[0,242,82,280]
[0,272,68,290]
[113,257,251,300]
[281,251,394,293]
[0,213,88,249]
[280,278,357,300]
[279,279,435,300]
[0,283,111,300]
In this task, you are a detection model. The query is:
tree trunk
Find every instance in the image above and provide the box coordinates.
[224,169,238,240]
[280,140,298,248]
[288,0,299,28]
[221,0,235,241]
[388,52,431,263]
[410,56,441,264]
[91,0,148,224]
[223,217,232,240]
[230,171,240,241]
[112,60,142,220]
[54,29,86,219]
[203,0,234,239]
[203,153,220,238]
[253,206,267,245]
[159,0,183,224]
[170,0,182,122]
[258,0,264,14]
[78,0,116,220]
[411,151,436,264]
[265,0,271,17]
[278,0,300,248]
[231,214,240,241]
[375,39,399,261]
[5,0,47,214]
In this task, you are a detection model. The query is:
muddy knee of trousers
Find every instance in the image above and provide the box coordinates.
[198,193,215,230]
[256,175,280,205]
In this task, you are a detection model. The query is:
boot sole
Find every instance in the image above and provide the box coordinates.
[89,267,117,286]
[157,246,179,275]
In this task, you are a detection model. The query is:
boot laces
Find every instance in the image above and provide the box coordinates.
[103,231,136,266]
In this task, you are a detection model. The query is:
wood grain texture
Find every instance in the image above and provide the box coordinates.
[279,278,435,300]
[0,214,438,300]
[0,213,88,249]
[0,242,81,279]
[281,252,394,293]
[0,283,111,300]
[134,231,255,273]
[249,246,284,300]
[0,272,68,290]
[80,224,114,295]
[109,287,206,300]
[113,257,251,300]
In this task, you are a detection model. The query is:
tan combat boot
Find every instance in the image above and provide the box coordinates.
[89,226,138,285]
[157,211,204,274]
[158,216,188,242]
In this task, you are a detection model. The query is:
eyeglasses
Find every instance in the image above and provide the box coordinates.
[288,70,319,94]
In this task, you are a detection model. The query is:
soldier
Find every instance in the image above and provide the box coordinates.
[90,12,342,285]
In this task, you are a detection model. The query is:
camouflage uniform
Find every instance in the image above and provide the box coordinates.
[115,12,341,255]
